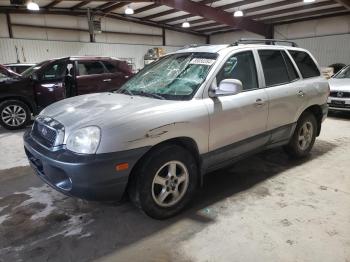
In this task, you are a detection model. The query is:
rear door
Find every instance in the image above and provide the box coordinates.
[257,49,303,143]
[75,60,109,95]
[101,60,131,91]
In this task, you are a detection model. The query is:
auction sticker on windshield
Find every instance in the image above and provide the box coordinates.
[190,58,215,66]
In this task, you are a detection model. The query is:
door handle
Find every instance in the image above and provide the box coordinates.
[297,90,305,97]
[103,78,112,82]
[255,98,265,106]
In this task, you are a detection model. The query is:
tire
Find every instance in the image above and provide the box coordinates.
[128,144,198,219]
[284,112,317,159]
[0,100,31,130]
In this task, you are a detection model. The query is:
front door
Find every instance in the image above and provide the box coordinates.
[206,51,269,168]
[35,60,67,108]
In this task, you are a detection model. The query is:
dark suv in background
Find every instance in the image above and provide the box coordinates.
[0,56,133,130]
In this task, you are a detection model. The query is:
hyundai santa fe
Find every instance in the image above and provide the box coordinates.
[24,39,329,219]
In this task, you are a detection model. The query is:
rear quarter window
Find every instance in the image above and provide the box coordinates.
[288,50,320,78]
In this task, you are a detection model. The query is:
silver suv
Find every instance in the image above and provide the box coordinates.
[24,39,329,219]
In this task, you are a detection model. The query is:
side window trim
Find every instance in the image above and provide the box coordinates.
[283,49,302,80]
[281,50,299,82]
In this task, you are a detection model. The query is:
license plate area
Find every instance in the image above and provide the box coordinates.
[331,100,345,105]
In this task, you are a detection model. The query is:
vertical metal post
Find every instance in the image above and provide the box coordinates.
[6,13,13,39]
[206,35,210,44]
[162,27,166,46]
[87,8,95,42]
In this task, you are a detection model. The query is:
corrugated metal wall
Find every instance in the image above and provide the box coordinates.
[0,38,179,70]
[293,34,350,66]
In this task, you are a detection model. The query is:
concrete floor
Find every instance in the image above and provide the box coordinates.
[0,112,349,262]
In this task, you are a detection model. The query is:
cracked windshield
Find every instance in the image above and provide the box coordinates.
[118,52,217,100]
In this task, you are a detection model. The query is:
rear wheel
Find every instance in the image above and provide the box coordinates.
[128,145,198,219]
[0,100,31,130]
[284,112,317,159]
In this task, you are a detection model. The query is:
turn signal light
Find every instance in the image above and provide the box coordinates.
[116,163,129,171]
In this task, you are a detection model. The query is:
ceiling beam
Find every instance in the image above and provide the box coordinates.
[200,26,235,33]
[250,1,340,19]
[273,9,350,24]
[45,0,63,8]
[190,22,221,30]
[264,6,346,23]
[71,0,92,9]
[134,3,161,14]
[244,0,301,14]
[215,0,264,11]
[157,0,270,36]
[141,9,180,20]
[334,0,350,9]
[102,2,130,13]
[161,14,194,24]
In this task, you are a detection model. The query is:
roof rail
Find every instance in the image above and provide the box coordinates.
[231,38,298,47]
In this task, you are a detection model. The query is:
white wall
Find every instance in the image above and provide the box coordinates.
[210,30,264,44]
[274,15,350,66]
[0,13,206,69]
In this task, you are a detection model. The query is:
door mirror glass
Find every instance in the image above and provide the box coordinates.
[210,79,243,97]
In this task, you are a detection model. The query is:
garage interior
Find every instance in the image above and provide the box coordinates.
[0,0,350,261]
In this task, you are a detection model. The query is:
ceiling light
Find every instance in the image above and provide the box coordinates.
[182,21,190,28]
[303,0,316,3]
[125,6,134,15]
[234,10,244,17]
[27,1,39,11]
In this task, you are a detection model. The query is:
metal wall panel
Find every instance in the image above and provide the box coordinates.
[293,34,350,66]
[0,38,179,70]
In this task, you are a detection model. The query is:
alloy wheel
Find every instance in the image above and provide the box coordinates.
[1,105,27,127]
[298,121,313,151]
[151,161,189,207]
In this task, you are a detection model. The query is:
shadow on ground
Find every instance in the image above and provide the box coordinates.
[0,139,338,261]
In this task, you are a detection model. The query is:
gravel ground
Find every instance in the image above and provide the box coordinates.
[0,112,349,262]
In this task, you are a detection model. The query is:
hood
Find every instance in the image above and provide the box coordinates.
[40,93,179,130]
[328,78,350,91]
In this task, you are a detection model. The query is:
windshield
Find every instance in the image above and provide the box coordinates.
[333,65,350,79]
[21,61,45,78]
[117,52,217,100]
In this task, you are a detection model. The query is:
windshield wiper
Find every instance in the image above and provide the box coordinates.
[119,89,134,96]
[138,91,165,100]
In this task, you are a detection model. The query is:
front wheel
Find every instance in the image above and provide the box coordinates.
[284,112,317,159]
[128,145,198,219]
[0,100,31,130]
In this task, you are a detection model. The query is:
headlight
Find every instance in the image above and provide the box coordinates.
[66,126,101,154]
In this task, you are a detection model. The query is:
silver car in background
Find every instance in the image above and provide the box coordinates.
[24,39,329,219]
[328,65,350,111]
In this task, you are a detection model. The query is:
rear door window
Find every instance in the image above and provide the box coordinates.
[258,50,290,87]
[78,61,105,76]
[102,61,119,73]
[288,50,320,78]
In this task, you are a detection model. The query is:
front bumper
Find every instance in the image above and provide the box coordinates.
[24,130,150,201]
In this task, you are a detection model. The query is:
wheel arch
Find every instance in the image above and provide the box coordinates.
[124,136,202,198]
[0,95,37,114]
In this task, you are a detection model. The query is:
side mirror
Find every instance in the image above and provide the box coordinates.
[209,79,243,97]
[30,73,38,81]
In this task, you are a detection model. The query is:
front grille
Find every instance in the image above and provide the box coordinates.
[329,91,350,98]
[31,117,64,148]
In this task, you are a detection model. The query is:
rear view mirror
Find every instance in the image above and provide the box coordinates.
[209,79,243,97]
